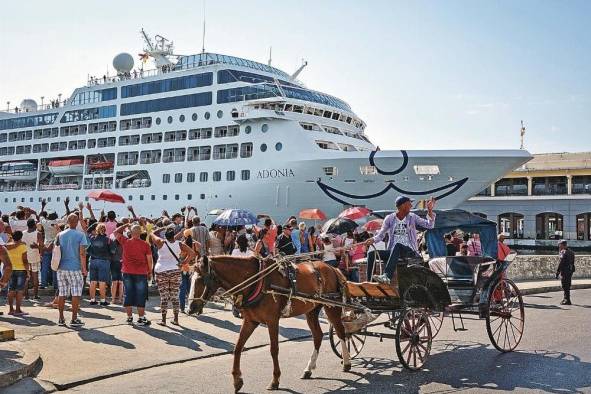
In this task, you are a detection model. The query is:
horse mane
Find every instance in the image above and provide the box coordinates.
[209,255,261,266]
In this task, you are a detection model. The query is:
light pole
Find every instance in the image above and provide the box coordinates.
[41,96,45,109]
[6,101,10,111]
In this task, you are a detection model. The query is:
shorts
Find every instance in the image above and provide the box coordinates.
[29,261,41,273]
[8,270,27,291]
[123,273,148,308]
[110,260,123,281]
[89,258,111,282]
[57,270,84,297]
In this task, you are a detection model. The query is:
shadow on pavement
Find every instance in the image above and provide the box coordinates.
[77,329,136,349]
[523,302,565,310]
[0,315,57,327]
[314,341,591,393]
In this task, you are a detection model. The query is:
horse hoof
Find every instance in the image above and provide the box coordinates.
[234,378,244,393]
[302,370,312,379]
[343,364,352,372]
[267,382,280,390]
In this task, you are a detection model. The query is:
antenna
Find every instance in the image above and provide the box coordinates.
[268,46,272,66]
[520,120,526,150]
[201,0,206,53]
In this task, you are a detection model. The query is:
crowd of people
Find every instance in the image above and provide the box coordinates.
[0,194,573,326]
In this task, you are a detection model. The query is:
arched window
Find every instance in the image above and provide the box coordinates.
[576,213,591,240]
[535,212,564,240]
[498,212,524,239]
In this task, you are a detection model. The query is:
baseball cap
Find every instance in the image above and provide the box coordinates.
[395,196,414,208]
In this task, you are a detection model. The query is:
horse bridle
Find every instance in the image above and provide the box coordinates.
[190,259,221,304]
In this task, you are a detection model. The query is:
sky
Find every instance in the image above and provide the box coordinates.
[0,0,589,153]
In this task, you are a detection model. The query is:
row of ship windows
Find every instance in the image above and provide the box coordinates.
[5,193,225,204]
[162,169,250,184]
[0,122,267,149]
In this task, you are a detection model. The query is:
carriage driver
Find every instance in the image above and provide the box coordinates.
[365,196,436,284]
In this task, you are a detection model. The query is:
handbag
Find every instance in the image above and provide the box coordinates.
[50,236,61,271]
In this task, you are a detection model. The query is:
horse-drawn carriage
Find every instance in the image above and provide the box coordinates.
[327,209,525,370]
[188,209,525,392]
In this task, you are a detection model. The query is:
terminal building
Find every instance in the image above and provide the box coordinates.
[462,151,591,247]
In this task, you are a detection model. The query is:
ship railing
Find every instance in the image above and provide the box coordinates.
[4,99,67,114]
[0,169,37,177]
[86,67,163,87]
[39,183,81,191]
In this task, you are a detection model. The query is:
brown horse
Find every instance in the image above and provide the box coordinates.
[188,255,351,392]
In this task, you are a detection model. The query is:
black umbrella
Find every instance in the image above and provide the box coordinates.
[321,217,358,235]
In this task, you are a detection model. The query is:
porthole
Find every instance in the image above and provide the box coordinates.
[245,125,251,134]
[167,116,173,124]
[156,117,161,125]
[262,124,269,133]
[275,142,283,151]
[179,114,185,122]
[260,143,267,152]
[204,112,210,120]
[192,113,198,121]
[217,110,223,119]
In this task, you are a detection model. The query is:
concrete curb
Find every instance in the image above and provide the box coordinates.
[0,342,42,389]
[518,282,591,296]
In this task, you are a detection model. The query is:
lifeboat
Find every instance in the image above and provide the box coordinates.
[89,161,114,171]
[48,159,84,176]
[0,162,37,181]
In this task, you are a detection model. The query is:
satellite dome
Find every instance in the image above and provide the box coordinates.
[20,99,38,112]
[113,53,134,74]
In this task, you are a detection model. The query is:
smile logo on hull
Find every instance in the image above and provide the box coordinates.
[316,150,469,205]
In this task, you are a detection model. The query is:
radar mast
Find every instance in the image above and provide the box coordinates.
[140,29,176,68]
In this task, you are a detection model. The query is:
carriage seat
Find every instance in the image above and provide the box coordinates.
[429,257,475,287]
[346,282,399,299]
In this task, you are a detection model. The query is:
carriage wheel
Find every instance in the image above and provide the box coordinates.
[328,324,366,359]
[425,309,444,338]
[395,308,432,370]
[486,278,525,352]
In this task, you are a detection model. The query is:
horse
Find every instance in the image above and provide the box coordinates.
[188,255,352,393]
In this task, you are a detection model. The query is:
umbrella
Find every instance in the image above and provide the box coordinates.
[299,208,327,221]
[207,209,225,216]
[339,206,372,220]
[364,219,383,232]
[213,209,258,227]
[87,190,125,203]
[321,217,358,235]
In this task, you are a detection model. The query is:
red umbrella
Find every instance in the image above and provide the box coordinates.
[87,190,125,204]
[364,219,383,232]
[339,206,372,220]
[299,208,327,221]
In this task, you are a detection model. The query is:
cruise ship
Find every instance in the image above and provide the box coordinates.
[0,30,531,220]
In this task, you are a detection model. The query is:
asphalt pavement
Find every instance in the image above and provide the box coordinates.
[56,288,591,394]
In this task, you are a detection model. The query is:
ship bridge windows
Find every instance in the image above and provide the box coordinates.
[60,124,87,137]
[214,125,240,138]
[117,152,139,166]
[141,132,163,144]
[121,72,213,98]
[61,105,116,123]
[140,149,162,164]
[164,130,187,142]
[187,146,211,161]
[189,128,212,140]
[213,144,239,160]
[163,148,186,163]
[120,92,212,116]
[118,135,140,146]
[315,140,339,150]
[0,113,58,131]
[120,117,152,131]
[240,143,253,158]
[97,137,116,148]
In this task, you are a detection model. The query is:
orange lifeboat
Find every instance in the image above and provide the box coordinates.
[89,161,114,171]
[48,159,84,175]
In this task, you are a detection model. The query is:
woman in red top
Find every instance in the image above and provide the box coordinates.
[114,224,153,326]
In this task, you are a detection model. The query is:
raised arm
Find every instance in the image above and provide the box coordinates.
[149,231,164,249]
[64,197,71,215]
[86,202,96,221]
[127,205,138,221]
[179,242,196,264]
